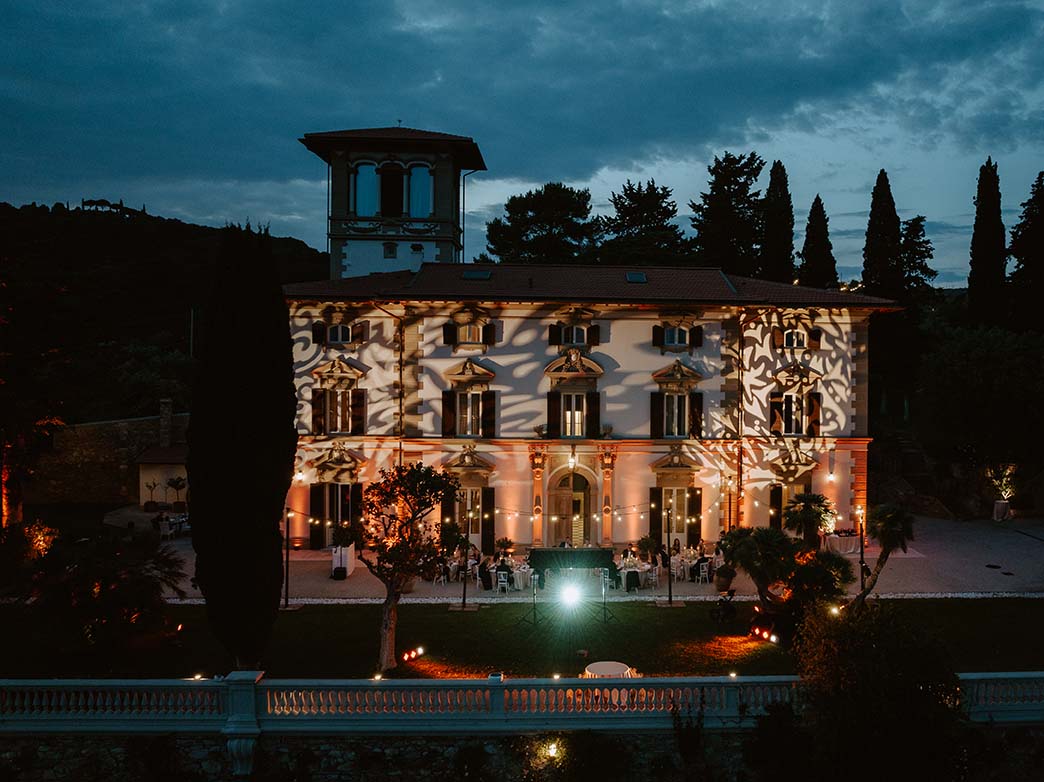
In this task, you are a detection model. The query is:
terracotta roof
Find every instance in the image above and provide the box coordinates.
[284,263,896,309]
[137,445,188,465]
[299,127,486,169]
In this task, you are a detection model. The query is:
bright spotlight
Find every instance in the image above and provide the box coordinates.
[547,742,559,758]
[561,584,581,607]
[829,606,840,616]
[769,634,778,644]
[416,646,424,655]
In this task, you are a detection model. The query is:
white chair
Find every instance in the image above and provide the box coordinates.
[158,520,175,541]
[696,561,710,584]
[674,560,686,582]
[644,566,659,588]
[496,571,510,594]
[434,566,448,586]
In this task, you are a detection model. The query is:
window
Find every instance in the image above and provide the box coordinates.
[457,392,483,437]
[664,393,687,437]
[327,321,368,345]
[784,330,805,349]
[562,393,585,437]
[562,325,586,345]
[458,323,483,344]
[783,392,804,435]
[626,271,647,283]
[458,488,482,534]
[664,326,687,347]
[408,166,432,217]
[383,242,397,259]
[327,389,357,434]
[663,487,688,534]
[354,164,377,216]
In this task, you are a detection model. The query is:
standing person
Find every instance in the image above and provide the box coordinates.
[477,556,493,590]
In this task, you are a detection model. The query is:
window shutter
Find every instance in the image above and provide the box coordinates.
[546,391,561,438]
[771,327,784,350]
[809,328,822,350]
[311,321,327,347]
[480,487,496,555]
[688,326,703,349]
[650,392,665,438]
[770,391,784,435]
[587,324,601,346]
[442,390,456,437]
[443,323,457,346]
[350,389,367,435]
[807,392,822,436]
[652,325,665,347]
[689,392,703,439]
[312,388,327,436]
[585,391,600,439]
[482,322,496,346]
[309,483,325,524]
[548,323,563,345]
[481,390,496,438]
[356,320,370,343]
[648,487,664,542]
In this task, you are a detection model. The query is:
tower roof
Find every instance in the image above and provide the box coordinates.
[300,126,486,169]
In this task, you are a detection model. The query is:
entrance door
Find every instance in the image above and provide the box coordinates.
[769,484,783,530]
[686,488,703,548]
[551,474,590,546]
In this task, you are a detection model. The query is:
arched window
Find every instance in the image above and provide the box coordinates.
[354,164,377,217]
[408,165,432,217]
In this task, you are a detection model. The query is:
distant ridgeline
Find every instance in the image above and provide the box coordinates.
[2,200,328,423]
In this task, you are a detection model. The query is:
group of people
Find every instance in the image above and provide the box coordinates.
[441,543,528,591]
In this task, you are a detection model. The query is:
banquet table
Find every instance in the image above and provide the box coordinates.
[620,562,649,592]
[823,534,860,554]
[582,661,636,678]
[511,568,532,591]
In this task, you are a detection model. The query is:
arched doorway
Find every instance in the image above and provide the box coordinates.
[549,473,592,546]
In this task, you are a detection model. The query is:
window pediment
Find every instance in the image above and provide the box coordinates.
[445,358,495,389]
[444,444,495,486]
[313,443,366,484]
[553,306,598,325]
[312,358,368,390]
[652,360,703,392]
[544,348,604,381]
[773,362,822,390]
[449,307,491,326]
[650,443,700,472]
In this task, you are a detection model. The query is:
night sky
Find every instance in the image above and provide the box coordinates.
[3,1,1042,285]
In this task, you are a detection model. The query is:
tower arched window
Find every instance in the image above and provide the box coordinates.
[354,164,377,217]
[408,165,432,217]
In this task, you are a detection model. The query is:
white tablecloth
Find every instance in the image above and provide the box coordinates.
[823,535,860,554]
[512,569,532,590]
[582,661,635,678]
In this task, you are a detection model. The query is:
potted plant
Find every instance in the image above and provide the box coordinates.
[713,563,737,592]
[986,464,1016,521]
[167,476,187,513]
[330,521,354,580]
[636,534,658,563]
[495,536,514,555]
[143,481,160,513]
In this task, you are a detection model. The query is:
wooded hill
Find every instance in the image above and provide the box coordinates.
[1,201,327,423]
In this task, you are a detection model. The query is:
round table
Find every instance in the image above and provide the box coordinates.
[582,661,635,678]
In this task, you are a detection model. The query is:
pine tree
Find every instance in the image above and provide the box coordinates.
[898,216,937,309]
[689,151,765,276]
[797,195,839,288]
[188,226,297,669]
[861,170,904,299]
[968,157,1007,323]
[598,179,692,265]
[484,182,597,264]
[1009,171,1044,331]
[760,160,795,282]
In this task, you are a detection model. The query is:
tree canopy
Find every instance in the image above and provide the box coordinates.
[483,182,597,264]
[861,169,904,299]
[689,151,765,276]
[758,160,795,283]
[1009,171,1044,331]
[968,157,1007,324]
[597,179,692,265]
[796,195,838,288]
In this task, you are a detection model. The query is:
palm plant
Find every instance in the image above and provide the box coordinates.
[166,475,186,504]
[783,493,834,549]
[849,504,915,611]
[719,527,796,608]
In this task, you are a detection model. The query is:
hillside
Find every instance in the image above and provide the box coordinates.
[1,200,328,423]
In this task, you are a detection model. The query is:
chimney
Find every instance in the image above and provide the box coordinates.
[159,398,173,448]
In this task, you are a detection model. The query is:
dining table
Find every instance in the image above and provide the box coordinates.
[823,533,860,554]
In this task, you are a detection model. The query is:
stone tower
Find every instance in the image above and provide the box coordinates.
[299,127,486,280]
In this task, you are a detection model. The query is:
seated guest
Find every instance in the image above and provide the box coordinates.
[495,556,513,575]
[608,561,623,589]
[477,556,494,590]
[671,539,682,555]
[689,555,710,582]
[658,543,670,570]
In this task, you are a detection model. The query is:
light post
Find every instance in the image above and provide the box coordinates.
[857,505,866,591]
[725,477,735,533]
[665,498,674,606]
[283,508,293,609]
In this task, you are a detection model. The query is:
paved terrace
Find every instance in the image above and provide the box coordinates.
[145,515,1044,603]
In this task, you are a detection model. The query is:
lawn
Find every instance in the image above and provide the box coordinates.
[1,599,1041,679]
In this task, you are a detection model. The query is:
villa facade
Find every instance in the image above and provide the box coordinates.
[283,127,893,552]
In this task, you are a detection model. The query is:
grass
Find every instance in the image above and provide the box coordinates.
[1,598,1041,679]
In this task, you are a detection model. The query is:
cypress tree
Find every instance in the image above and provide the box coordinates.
[797,195,839,288]
[188,226,297,669]
[760,160,795,282]
[1009,171,1044,331]
[968,157,1007,323]
[689,151,765,276]
[861,170,903,299]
